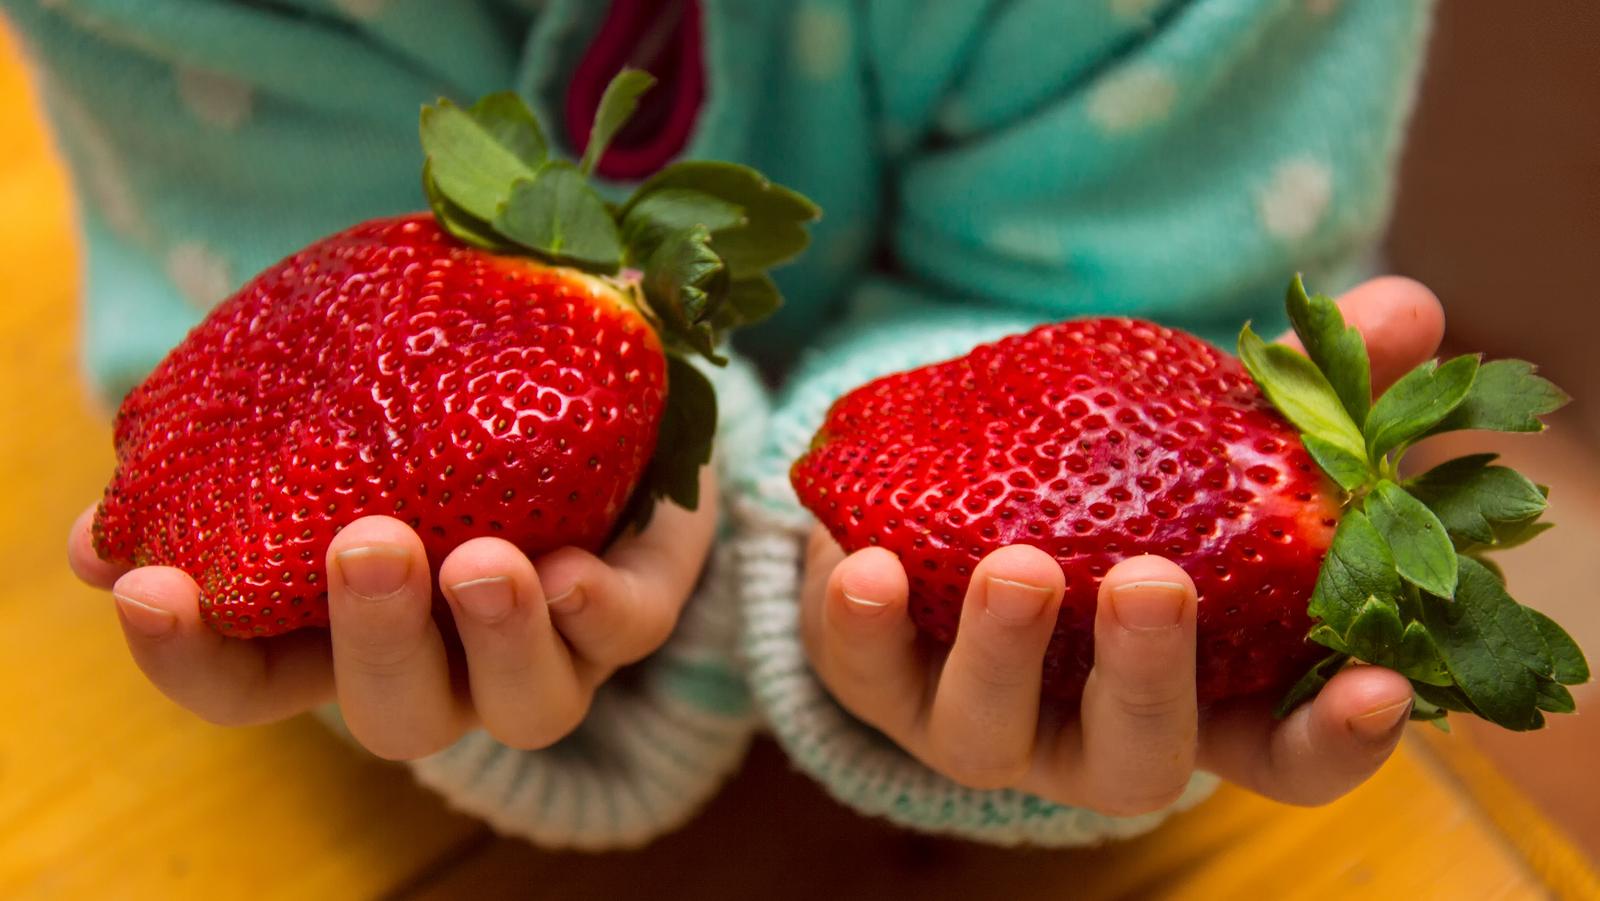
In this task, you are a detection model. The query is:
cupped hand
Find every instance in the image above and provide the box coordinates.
[800,277,1445,813]
[68,470,718,760]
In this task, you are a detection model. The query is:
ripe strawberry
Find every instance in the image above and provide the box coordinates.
[793,279,1588,730]
[94,71,816,637]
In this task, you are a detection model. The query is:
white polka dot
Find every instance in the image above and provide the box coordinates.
[1306,0,1341,15]
[1086,65,1177,134]
[985,222,1061,266]
[167,242,235,309]
[176,66,254,131]
[1110,0,1163,22]
[1256,158,1334,242]
[333,0,391,19]
[39,78,149,241]
[791,4,850,81]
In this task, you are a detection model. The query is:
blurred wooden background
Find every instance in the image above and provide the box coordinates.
[2,3,1597,899]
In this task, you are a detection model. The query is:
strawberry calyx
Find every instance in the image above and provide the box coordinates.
[1240,277,1588,731]
[418,71,818,521]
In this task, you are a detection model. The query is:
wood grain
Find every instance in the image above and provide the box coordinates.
[0,16,1594,901]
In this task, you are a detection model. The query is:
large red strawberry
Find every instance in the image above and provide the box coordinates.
[793,279,1588,731]
[94,71,816,637]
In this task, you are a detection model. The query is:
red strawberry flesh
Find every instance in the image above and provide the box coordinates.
[792,318,1340,705]
[94,215,666,636]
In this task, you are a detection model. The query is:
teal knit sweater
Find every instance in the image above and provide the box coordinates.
[5,0,1434,847]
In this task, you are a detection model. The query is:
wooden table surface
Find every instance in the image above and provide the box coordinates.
[2,22,1596,901]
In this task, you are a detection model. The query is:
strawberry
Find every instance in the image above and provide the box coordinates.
[94,71,816,637]
[793,279,1588,730]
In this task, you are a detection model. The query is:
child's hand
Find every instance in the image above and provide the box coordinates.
[799,278,1446,814]
[67,471,718,760]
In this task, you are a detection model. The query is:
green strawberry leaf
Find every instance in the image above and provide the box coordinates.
[1405,454,1548,549]
[1535,680,1576,714]
[1301,433,1372,492]
[647,354,717,511]
[624,161,819,278]
[1274,652,1349,718]
[1311,598,1450,686]
[1414,682,1481,716]
[642,224,728,364]
[622,188,746,263]
[1419,557,1552,731]
[1308,510,1399,634]
[1408,693,1451,727]
[1238,324,1367,463]
[1364,480,1458,599]
[422,161,514,252]
[1428,359,1569,435]
[1284,275,1372,426]
[494,162,624,270]
[1483,516,1553,551]
[1363,355,1479,460]
[579,69,656,176]
[420,96,546,225]
[1525,606,1590,685]
[712,274,783,332]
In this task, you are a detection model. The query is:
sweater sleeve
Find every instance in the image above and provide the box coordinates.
[735,0,1434,845]
[8,0,764,849]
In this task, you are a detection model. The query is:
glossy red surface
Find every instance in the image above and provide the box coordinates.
[95,215,666,636]
[793,318,1339,704]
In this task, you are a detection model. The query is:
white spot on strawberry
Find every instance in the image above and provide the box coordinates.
[791,3,850,81]
[1256,157,1333,242]
[1086,65,1177,134]
[176,66,253,131]
[166,241,234,310]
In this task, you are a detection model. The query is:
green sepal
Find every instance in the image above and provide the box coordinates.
[1311,599,1450,686]
[1526,605,1590,685]
[1409,693,1451,727]
[420,94,546,225]
[1363,354,1478,461]
[1301,433,1371,492]
[644,354,717,515]
[1419,558,1554,731]
[1275,651,1349,718]
[642,225,729,364]
[422,161,514,251]
[1285,275,1371,425]
[494,162,623,270]
[623,160,820,277]
[1252,277,1583,733]
[1307,510,1399,634]
[579,69,656,176]
[712,274,783,332]
[1429,359,1569,435]
[1237,323,1367,462]
[1405,454,1547,549]
[1364,480,1458,599]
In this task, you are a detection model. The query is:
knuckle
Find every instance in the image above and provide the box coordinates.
[935,748,1030,791]
[1091,782,1189,817]
[1111,685,1190,724]
[493,691,591,751]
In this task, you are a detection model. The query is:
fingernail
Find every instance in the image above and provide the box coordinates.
[450,576,515,622]
[1349,698,1413,741]
[1111,581,1187,630]
[842,591,890,616]
[984,577,1053,625]
[114,592,176,638]
[546,583,586,614]
[335,546,412,599]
